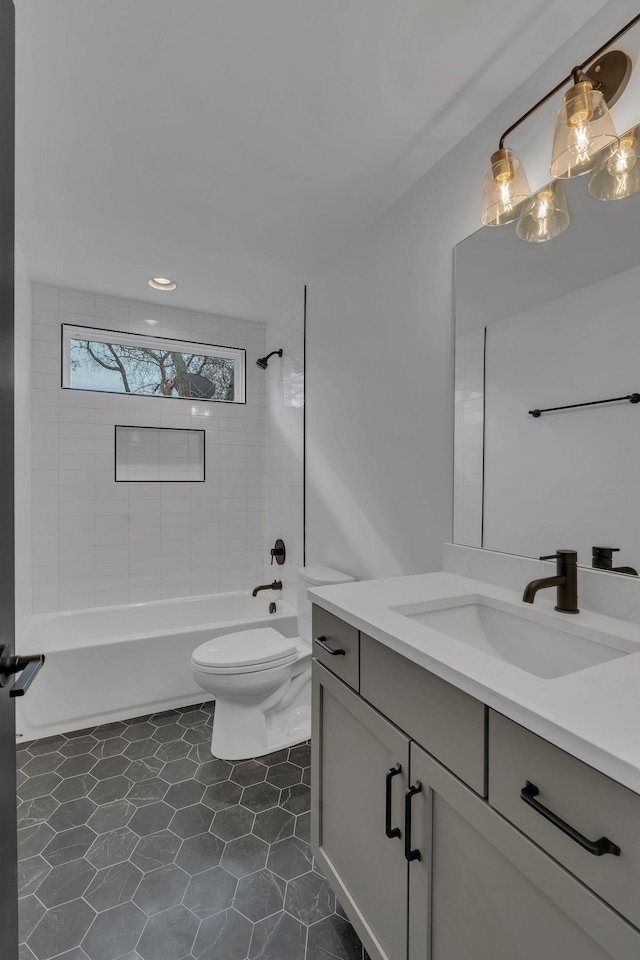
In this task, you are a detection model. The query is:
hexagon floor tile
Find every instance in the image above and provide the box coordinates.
[17,701,365,960]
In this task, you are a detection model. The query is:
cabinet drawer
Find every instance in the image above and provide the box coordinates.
[360,634,486,795]
[312,606,360,690]
[489,711,640,927]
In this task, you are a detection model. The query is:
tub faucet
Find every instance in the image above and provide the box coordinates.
[252,580,282,597]
[522,550,579,614]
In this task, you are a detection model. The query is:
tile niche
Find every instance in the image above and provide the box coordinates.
[115,426,205,483]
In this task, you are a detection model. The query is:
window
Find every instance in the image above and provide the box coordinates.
[62,325,246,403]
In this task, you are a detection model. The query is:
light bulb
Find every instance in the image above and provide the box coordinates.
[589,126,640,201]
[516,181,569,243]
[530,189,554,222]
[607,137,637,176]
[498,180,515,216]
[567,122,596,168]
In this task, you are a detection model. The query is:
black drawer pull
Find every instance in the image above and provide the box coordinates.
[404,781,422,862]
[385,764,402,840]
[314,636,346,656]
[520,782,620,857]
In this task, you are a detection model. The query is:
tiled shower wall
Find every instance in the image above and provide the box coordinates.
[29,285,267,613]
[263,294,305,608]
[15,246,32,638]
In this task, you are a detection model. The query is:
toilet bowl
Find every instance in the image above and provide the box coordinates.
[190,566,354,760]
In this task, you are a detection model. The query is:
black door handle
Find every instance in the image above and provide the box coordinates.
[314,636,346,656]
[385,764,402,839]
[404,781,422,862]
[520,782,620,857]
[0,645,45,698]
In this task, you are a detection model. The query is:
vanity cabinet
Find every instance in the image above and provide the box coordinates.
[311,605,640,960]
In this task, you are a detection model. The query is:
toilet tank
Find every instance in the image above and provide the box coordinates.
[297,566,355,643]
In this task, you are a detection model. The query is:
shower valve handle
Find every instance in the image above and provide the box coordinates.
[270,539,286,566]
[0,644,45,698]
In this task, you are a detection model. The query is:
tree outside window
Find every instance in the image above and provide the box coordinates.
[62,326,246,404]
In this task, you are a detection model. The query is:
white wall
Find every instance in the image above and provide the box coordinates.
[306,0,637,580]
[263,291,305,607]
[15,245,32,638]
[483,262,640,569]
[30,285,266,612]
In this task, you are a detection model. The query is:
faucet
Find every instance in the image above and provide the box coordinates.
[522,550,579,614]
[592,546,638,577]
[252,580,282,597]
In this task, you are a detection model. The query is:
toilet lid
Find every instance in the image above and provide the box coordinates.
[191,628,298,669]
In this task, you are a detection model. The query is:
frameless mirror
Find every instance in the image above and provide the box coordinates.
[454,174,640,576]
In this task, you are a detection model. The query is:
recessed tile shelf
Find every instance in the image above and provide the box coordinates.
[115,425,206,482]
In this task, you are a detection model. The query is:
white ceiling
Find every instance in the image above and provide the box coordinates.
[15,0,609,320]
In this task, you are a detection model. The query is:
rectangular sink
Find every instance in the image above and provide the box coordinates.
[391,597,635,678]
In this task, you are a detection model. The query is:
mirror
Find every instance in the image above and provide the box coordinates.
[454,174,640,576]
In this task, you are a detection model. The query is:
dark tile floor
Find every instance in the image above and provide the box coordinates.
[16,702,365,960]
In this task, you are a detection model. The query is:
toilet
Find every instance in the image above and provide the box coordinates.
[190,566,355,760]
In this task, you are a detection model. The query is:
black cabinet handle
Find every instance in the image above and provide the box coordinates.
[404,781,422,862]
[314,636,346,656]
[520,782,620,857]
[385,764,402,839]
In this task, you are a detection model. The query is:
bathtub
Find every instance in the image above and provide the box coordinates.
[16,593,298,741]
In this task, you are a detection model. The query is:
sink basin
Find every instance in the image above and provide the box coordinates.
[391,597,634,678]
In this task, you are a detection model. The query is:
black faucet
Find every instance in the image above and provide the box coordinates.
[592,546,638,577]
[252,580,282,597]
[522,550,579,614]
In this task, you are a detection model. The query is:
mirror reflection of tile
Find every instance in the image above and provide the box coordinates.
[453,330,484,548]
[115,425,205,482]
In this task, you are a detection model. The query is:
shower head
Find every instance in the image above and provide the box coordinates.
[256,348,283,369]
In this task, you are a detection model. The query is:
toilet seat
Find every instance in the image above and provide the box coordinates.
[191,627,298,675]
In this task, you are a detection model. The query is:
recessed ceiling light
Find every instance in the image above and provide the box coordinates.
[148,277,177,291]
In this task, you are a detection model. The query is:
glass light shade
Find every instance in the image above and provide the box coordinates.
[516,181,570,243]
[588,128,640,200]
[481,149,531,226]
[550,82,618,179]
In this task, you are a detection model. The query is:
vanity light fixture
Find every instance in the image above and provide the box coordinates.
[148,277,177,291]
[516,180,570,243]
[589,125,640,200]
[480,13,640,232]
[550,72,619,179]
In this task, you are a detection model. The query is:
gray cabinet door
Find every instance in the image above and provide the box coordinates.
[312,661,409,960]
[408,743,640,960]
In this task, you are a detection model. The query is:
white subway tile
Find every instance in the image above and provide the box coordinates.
[32,291,58,310]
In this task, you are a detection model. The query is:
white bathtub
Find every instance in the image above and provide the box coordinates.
[16,593,298,741]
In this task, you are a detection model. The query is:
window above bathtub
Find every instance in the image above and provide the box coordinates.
[61,324,246,403]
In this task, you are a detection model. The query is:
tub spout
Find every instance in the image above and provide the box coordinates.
[252,580,282,597]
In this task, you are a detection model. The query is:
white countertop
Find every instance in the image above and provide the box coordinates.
[309,572,640,795]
